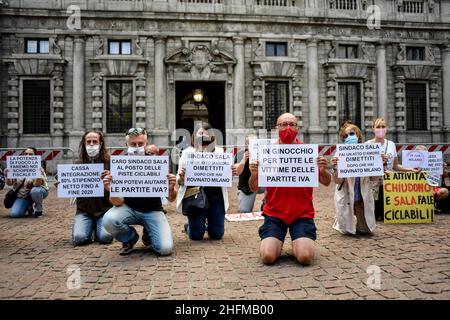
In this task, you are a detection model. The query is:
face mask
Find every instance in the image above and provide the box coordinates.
[374,128,387,139]
[279,126,298,144]
[344,135,358,144]
[127,146,145,156]
[85,145,100,158]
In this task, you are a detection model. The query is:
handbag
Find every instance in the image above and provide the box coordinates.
[3,179,25,209]
[182,187,209,216]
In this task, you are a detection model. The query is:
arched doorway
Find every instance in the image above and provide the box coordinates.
[175,81,226,143]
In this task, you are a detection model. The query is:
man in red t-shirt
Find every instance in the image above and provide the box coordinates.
[249,113,331,265]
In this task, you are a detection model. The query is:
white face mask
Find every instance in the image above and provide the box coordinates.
[127,146,145,156]
[85,144,100,158]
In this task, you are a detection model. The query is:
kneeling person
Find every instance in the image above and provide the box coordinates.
[102,128,177,256]
[248,113,331,266]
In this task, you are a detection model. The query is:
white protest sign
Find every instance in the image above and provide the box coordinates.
[426,174,441,187]
[6,156,42,179]
[336,143,384,178]
[258,144,318,187]
[110,156,169,197]
[57,164,104,198]
[249,138,276,164]
[402,150,429,169]
[425,151,443,175]
[225,212,264,222]
[185,152,233,187]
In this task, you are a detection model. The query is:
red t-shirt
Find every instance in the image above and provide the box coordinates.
[263,139,316,225]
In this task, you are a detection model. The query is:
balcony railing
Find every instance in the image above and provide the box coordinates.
[3,0,445,23]
[330,0,358,10]
[399,1,425,14]
[255,0,295,7]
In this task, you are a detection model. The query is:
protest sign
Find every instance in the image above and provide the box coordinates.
[336,143,383,178]
[258,144,318,187]
[225,212,264,222]
[402,150,429,169]
[248,138,275,164]
[57,164,104,198]
[425,151,443,175]
[184,152,233,187]
[383,172,434,224]
[6,156,42,179]
[110,156,169,197]
[426,174,441,187]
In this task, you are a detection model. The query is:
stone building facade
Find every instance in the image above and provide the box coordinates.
[0,0,449,151]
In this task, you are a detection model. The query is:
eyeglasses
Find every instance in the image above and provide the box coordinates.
[126,128,147,136]
[343,132,356,139]
[276,122,298,129]
[23,153,35,156]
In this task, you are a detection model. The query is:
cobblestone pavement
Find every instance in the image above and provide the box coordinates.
[0,182,449,300]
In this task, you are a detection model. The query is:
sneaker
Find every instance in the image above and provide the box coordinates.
[33,211,42,218]
[119,234,139,256]
[142,231,151,247]
[27,206,34,216]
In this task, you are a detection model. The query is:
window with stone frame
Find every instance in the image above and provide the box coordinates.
[406,83,428,131]
[22,80,51,134]
[264,81,289,129]
[25,39,49,54]
[337,82,362,129]
[266,42,287,57]
[106,80,133,133]
[338,44,359,59]
[406,46,425,61]
[108,40,132,55]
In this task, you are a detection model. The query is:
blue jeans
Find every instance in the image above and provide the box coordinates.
[103,205,173,256]
[72,212,113,246]
[10,186,48,218]
[186,187,225,240]
[237,190,257,213]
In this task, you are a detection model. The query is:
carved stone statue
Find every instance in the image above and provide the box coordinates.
[426,46,435,62]
[328,42,337,59]
[51,37,62,55]
[135,38,144,56]
[396,44,406,62]
[95,38,104,56]
[254,41,263,58]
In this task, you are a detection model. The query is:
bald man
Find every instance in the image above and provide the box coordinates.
[249,113,331,266]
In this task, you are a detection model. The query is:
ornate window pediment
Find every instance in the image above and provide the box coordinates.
[326,42,372,64]
[4,54,67,75]
[4,37,66,75]
[165,45,236,80]
[89,55,149,76]
[250,60,304,78]
[393,44,440,80]
[89,37,149,76]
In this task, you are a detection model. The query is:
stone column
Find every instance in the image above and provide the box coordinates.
[233,36,246,129]
[6,65,19,147]
[68,36,86,152]
[153,36,169,145]
[307,39,323,141]
[442,44,450,142]
[376,42,388,120]
[72,37,85,133]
